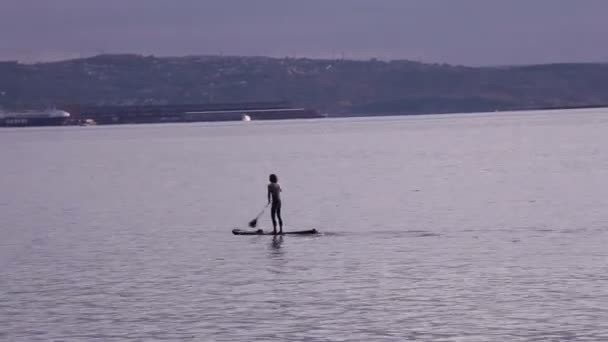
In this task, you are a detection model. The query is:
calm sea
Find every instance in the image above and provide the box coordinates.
[1,109,607,341]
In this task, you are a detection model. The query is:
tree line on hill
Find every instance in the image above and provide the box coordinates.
[1,54,608,115]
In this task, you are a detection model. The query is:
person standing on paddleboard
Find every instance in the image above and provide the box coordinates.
[267,174,283,235]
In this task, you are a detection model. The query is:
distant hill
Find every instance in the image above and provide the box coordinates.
[1,54,608,115]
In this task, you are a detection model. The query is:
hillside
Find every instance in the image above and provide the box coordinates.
[1,54,608,115]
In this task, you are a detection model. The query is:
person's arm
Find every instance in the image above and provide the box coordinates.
[267,185,271,204]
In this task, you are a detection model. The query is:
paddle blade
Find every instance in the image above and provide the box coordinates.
[248,218,258,228]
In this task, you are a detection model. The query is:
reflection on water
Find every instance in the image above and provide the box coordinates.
[269,235,284,256]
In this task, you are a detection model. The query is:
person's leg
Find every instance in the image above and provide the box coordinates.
[277,203,283,234]
[270,203,278,234]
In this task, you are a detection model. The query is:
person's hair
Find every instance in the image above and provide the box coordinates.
[269,174,278,183]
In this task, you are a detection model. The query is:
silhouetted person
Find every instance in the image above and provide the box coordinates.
[267,174,283,235]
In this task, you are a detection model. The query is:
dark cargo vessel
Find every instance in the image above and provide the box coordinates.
[66,102,324,125]
[0,110,71,127]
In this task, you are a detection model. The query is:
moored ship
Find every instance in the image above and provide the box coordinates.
[0,109,71,127]
[67,102,323,125]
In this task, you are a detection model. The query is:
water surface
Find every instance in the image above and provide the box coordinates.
[1,109,608,341]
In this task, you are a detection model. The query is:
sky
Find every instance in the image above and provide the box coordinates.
[1,0,607,66]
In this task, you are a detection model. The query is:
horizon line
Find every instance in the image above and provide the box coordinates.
[2,52,608,69]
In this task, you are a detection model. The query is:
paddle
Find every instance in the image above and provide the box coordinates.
[248,203,270,228]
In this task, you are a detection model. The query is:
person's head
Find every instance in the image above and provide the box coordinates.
[269,174,278,183]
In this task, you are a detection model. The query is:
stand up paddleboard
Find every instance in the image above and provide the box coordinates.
[232,228,318,236]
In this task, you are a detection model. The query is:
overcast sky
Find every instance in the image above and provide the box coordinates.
[1,0,607,65]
